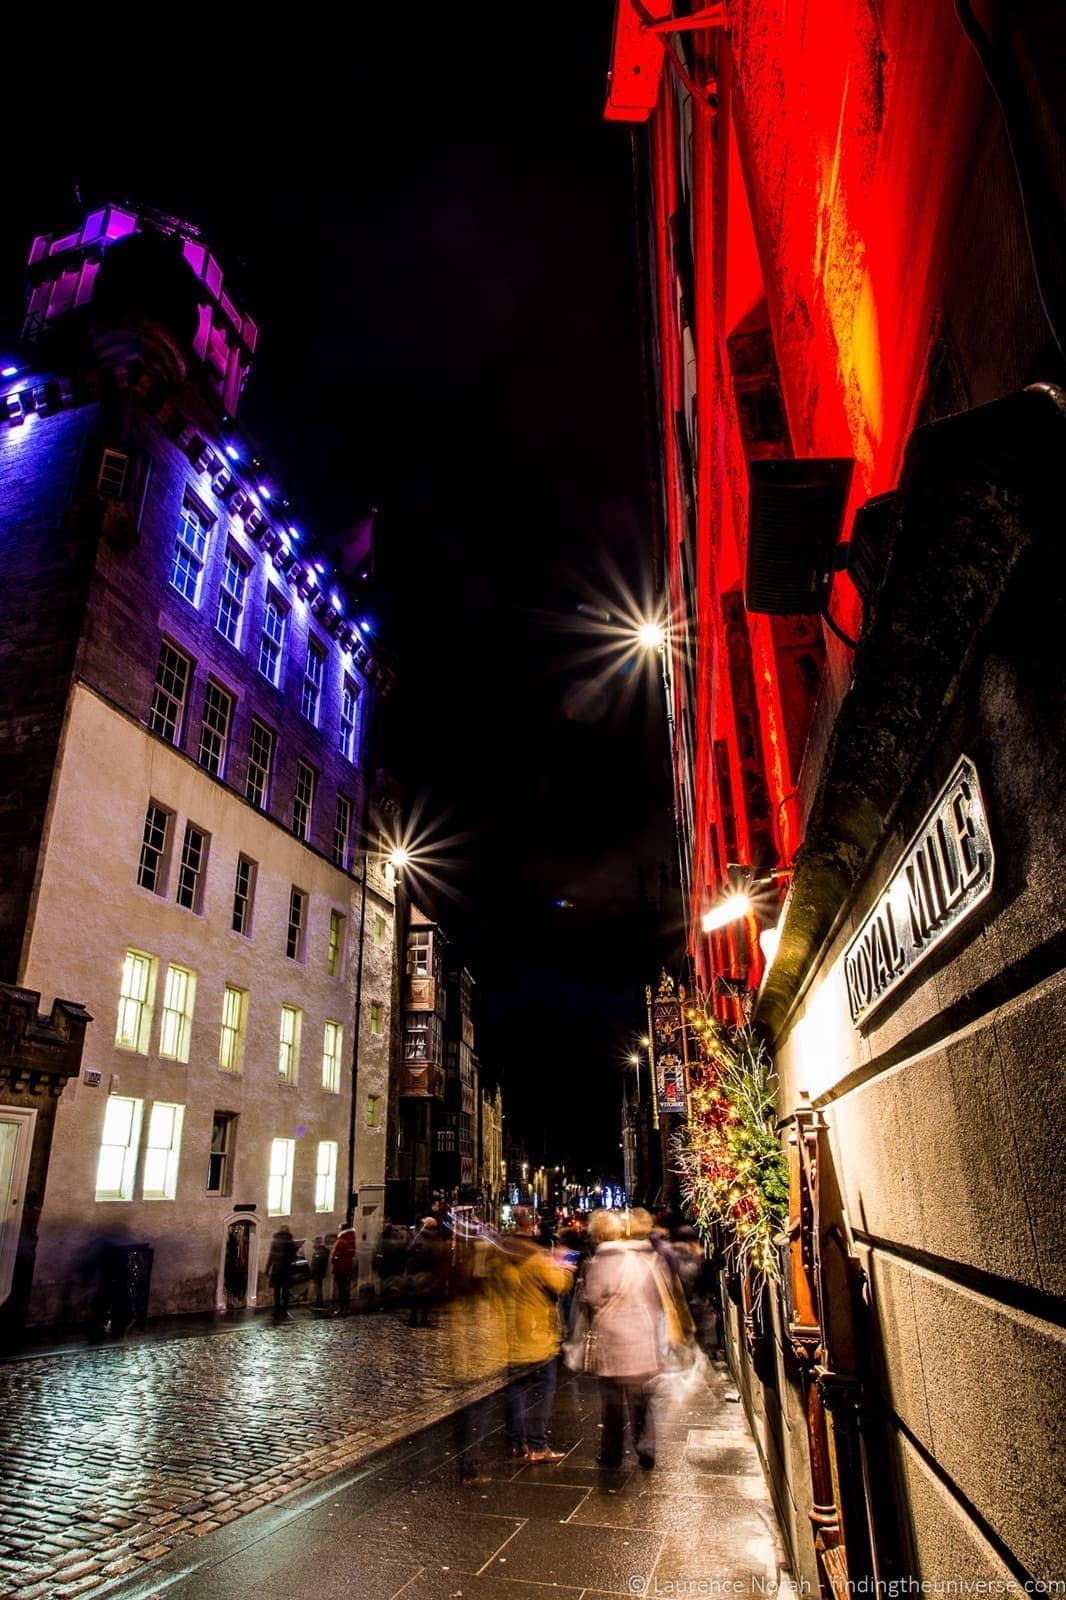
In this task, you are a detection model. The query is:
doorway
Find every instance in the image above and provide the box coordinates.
[0,1107,36,1309]
[218,1214,259,1311]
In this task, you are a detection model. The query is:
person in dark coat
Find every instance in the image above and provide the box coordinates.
[267,1227,297,1322]
[404,1217,447,1326]
[310,1234,332,1307]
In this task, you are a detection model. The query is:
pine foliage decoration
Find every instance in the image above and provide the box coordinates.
[674,1008,788,1294]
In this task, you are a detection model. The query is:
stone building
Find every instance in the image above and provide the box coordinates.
[440,965,479,1204]
[478,1077,504,1226]
[385,904,503,1225]
[0,202,396,1327]
[607,3,1064,1593]
[387,902,446,1221]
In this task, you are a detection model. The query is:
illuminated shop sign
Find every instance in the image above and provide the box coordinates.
[843,755,994,1027]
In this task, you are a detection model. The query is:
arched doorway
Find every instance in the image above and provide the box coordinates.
[217,1213,259,1311]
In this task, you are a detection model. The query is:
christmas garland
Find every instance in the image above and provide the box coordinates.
[674,1010,789,1297]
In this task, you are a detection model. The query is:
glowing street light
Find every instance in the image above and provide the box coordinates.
[636,618,665,650]
[388,846,410,871]
[701,892,753,934]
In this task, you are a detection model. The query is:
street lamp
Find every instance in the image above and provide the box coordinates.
[701,892,752,933]
[701,866,792,935]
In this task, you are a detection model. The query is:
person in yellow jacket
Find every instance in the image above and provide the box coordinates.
[501,1208,573,1462]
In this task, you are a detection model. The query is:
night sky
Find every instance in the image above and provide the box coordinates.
[3,14,679,1174]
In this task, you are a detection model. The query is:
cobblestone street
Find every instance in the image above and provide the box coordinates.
[0,1307,502,1599]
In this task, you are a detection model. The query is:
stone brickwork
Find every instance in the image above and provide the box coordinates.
[0,211,395,1330]
[0,1308,503,1597]
[0,405,100,982]
[762,390,1066,1587]
[0,984,91,1343]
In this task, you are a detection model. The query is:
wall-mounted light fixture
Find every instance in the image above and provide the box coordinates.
[701,862,792,935]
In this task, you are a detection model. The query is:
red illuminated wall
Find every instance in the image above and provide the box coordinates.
[615,0,1001,1010]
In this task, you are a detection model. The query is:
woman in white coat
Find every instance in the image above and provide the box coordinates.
[583,1208,668,1469]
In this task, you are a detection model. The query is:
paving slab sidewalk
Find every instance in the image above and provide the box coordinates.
[82,1354,788,1600]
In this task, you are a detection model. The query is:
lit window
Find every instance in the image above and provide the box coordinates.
[197,681,233,777]
[95,1096,144,1202]
[366,1095,379,1128]
[278,1005,301,1084]
[267,1137,295,1216]
[142,1102,185,1200]
[339,680,358,762]
[408,929,430,977]
[137,801,170,893]
[216,550,249,646]
[148,642,191,744]
[286,887,306,961]
[292,760,315,841]
[322,1020,343,1093]
[207,1111,236,1194]
[232,855,256,936]
[246,719,274,809]
[97,448,129,498]
[170,500,210,605]
[373,914,387,949]
[332,794,351,869]
[315,1140,338,1213]
[176,823,208,911]
[159,965,196,1062]
[115,950,156,1053]
[219,985,247,1073]
[403,1011,441,1063]
[370,1001,383,1035]
[301,639,325,725]
[258,594,286,686]
[327,910,345,978]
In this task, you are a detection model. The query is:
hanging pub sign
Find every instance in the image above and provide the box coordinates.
[843,755,995,1027]
[656,1051,688,1116]
[647,974,689,1116]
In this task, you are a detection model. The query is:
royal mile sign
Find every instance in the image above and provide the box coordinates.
[843,756,994,1027]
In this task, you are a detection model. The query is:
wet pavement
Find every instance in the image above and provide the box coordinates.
[0,1304,503,1598]
[0,1306,786,1600]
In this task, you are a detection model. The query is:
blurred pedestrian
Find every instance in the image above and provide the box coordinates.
[584,1207,669,1469]
[330,1226,357,1315]
[449,1225,509,1484]
[557,1216,590,1331]
[672,1225,705,1304]
[310,1234,332,1307]
[266,1226,297,1322]
[404,1217,447,1327]
[634,1208,696,1343]
[502,1207,573,1462]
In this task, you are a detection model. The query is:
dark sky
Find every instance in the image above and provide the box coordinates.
[3,15,679,1174]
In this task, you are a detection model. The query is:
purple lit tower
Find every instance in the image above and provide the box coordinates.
[0,203,397,1331]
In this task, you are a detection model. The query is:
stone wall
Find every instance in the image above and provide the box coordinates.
[0,403,99,982]
[762,391,1066,1585]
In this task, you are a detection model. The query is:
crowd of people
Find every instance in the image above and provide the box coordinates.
[266,1203,716,1481]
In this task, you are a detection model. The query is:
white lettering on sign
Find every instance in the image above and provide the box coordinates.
[843,756,994,1027]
